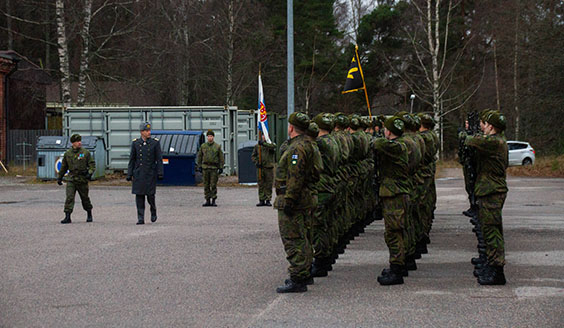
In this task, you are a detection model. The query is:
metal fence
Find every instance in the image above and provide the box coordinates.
[7,129,62,166]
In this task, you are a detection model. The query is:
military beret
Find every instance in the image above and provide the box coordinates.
[139,122,152,131]
[349,116,361,130]
[306,122,320,138]
[314,113,334,131]
[360,117,371,129]
[418,113,435,129]
[335,113,350,128]
[70,134,82,143]
[289,112,310,130]
[412,114,421,129]
[486,111,506,131]
[206,129,215,136]
[384,116,405,137]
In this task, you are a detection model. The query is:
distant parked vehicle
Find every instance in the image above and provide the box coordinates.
[507,141,535,166]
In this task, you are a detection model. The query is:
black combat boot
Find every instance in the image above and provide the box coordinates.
[473,263,490,277]
[203,199,211,207]
[256,200,265,207]
[211,198,217,207]
[61,212,71,224]
[471,254,487,265]
[311,260,329,278]
[381,264,408,278]
[151,215,157,223]
[478,266,506,285]
[276,278,307,293]
[378,264,405,285]
[265,200,272,206]
[86,210,93,223]
[416,240,428,255]
[136,216,145,225]
[405,255,417,271]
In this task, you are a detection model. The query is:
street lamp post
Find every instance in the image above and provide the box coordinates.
[410,94,415,113]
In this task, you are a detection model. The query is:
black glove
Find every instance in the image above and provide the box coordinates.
[283,199,294,216]
[256,164,263,169]
[258,140,264,145]
[158,175,164,180]
[57,179,63,186]
[126,176,132,181]
[197,167,203,173]
[85,173,92,181]
[218,168,223,174]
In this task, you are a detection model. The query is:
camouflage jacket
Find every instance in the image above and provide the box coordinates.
[398,132,422,176]
[373,137,410,197]
[349,131,370,162]
[251,142,277,168]
[316,133,339,193]
[197,141,225,169]
[58,147,95,183]
[419,130,438,179]
[463,132,508,196]
[274,134,321,210]
[331,130,351,165]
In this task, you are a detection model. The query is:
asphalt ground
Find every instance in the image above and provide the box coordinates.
[1,173,563,328]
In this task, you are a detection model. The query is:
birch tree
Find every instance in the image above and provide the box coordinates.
[55,0,71,108]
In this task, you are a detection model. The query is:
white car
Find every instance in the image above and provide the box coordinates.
[507,141,535,166]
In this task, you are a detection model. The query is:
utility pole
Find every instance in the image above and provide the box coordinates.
[287,0,294,117]
[410,94,415,113]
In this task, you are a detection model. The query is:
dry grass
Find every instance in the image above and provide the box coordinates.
[507,155,564,178]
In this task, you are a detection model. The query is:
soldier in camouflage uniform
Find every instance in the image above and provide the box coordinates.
[310,113,339,277]
[275,112,321,293]
[251,134,276,206]
[197,129,225,207]
[396,112,422,270]
[373,116,410,285]
[57,134,96,224]
[127,122,164,225]
[461,111,508,285]
[417,113,438,250]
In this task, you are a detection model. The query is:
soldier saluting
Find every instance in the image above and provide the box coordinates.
[127,122,164,225]
[57,133,95,224]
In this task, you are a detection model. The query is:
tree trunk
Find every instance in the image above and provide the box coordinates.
[45,0,51,70]
[513,3,520,140]
[55,0,72,109]
[77,0,94,107]
[225,0,234,107]
[6,0,13,50]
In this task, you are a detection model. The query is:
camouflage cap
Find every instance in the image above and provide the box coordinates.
[418,113,435,129]
[289,112,310,130]
[314,113,334,131]
[334,113,350,128]
[349,116,361,130]
[70,134,82,143]
[384,116,404,137]
[139,122,152,131]
[397,112,416,131]
[486,111,506,131]
[412,114,421,129]
[206,129,215,136]
[306,122,320,138]
[479,109,493,122]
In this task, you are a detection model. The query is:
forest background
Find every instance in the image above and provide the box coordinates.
[2,0,563,157]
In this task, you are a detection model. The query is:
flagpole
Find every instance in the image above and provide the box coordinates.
[258,66,262,182]
[355,45,372,119]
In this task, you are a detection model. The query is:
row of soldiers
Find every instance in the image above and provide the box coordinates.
[273,111,439,292]
[459,109,508,285]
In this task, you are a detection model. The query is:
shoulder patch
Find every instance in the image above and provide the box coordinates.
[292,154,298,159]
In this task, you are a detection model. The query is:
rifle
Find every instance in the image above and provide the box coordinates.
[459,111,480,208]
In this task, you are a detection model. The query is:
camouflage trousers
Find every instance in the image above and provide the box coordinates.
[404,191,416,257]
[477,193,507,267]
[412,182,425,244]
[64,181,92,213]
[420,177,434,239]
[278,208,313,281]
[203,168,219,200]
[382,194,408,266]
[257,168,273,201]
[312,192,334,260]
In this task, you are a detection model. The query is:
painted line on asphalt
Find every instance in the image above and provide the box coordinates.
[514,287,564,300]
[246,296,283,327]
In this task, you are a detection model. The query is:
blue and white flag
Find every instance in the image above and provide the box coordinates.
[257,74,272,144]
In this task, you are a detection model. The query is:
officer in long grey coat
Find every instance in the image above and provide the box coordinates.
[127,122,164,225]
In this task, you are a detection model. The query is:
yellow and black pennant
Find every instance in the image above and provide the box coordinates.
[342,46,365,94]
